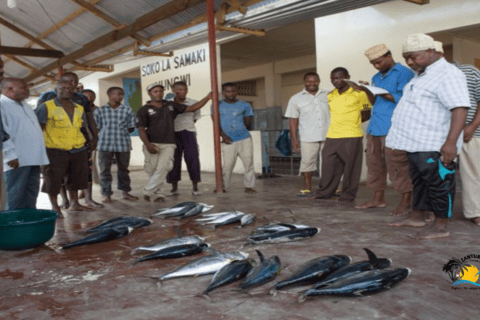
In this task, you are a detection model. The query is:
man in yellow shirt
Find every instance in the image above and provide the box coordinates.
[314,67,374,203]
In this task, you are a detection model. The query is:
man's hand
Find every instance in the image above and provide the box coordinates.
[463,123,476,143]
[292,139,300,153]
[146,144,159,154]
[359,80,370,86]
[87,138,97,152]
[440,141,457,166]
[221,134,232,144]
[206,92,213,100]
[8,159,20,169]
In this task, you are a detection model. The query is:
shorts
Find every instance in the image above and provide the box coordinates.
[299,141,324,173]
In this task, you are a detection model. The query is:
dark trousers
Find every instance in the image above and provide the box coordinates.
[316,137,363,201]
[4,166,41,210]
[407,151,456,219]
[167,130,201,183]
[98,151,132,196]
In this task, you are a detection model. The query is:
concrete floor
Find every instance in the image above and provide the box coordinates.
[1,169,478,320]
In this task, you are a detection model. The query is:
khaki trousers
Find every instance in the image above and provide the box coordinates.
[143,143,176,199]
[222,137,255,190]
[459,136,480,219]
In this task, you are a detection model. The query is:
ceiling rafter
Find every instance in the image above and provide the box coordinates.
[4,55,56,82]
[24,0,207,82]
[69,0,151,46]
[403,0,429,4]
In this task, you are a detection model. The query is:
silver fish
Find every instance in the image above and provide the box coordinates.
[158,251,249,281]
[253,223,310,234]
[201,212,245,225]
[240,214,256,227]
[132,236,206,254]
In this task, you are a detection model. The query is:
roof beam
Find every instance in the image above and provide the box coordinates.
[0,46,64,58]
[4,55,56,82]
[0,15,57,50]
[24,0,206,82]
[69,0,151,46]
[403,0,429,4]
[215,25,265,36]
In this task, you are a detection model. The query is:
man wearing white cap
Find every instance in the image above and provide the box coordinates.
[386,34,470,239]
[355,44,414,216]
[136,83,211,202]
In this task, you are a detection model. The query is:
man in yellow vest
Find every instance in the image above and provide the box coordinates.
[35,80,90,217]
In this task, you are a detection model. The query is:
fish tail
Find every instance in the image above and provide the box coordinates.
[298,293,307,303]
[269,288,278,296]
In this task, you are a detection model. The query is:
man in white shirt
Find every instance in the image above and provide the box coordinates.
[285,72,330,197]
[1,78,49,210]
[166,81,202,196]
[386,34,470,239]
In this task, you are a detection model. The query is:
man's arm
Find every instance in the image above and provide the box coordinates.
[289,118,300,152]
[185,93,213,113]
[137,126,158,154]
[440,107,469,166]
[244,116,253,130]
[210,114,232,144]
[464,102,480,143]
[0,111,19,169]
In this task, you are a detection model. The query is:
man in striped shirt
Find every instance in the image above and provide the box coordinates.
[386,34,470,239]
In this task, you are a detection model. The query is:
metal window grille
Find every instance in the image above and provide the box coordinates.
[234,80,257,96]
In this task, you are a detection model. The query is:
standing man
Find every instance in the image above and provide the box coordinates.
[137,83,211,202]
[1,78,49,210]
[35,80,90,217]
[216,83,256,194]
[313,67,374,203]
[166,81,202,196]
[454,58,480,226]
[79,89,103,208]
[0,56,8,211]
[94,87,138,203]
[387,34,469,239]
[355,44,415,216]
[37,72,98,209]
[285,72,330,197]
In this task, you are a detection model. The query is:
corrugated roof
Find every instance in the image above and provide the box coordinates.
[0,0,393,90]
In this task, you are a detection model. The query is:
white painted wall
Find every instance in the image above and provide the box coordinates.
[315,0,480,181]
[453,37,480,66]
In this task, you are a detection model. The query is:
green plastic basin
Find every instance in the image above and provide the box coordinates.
[0,209,58,250]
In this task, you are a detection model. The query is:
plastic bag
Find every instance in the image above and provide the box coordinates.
[275,130,292,157]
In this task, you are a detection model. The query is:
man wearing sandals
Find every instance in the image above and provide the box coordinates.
[285,72,330,197]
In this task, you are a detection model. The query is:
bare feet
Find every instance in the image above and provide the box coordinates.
[424,212,435,222]
[60,199,70,210]
[53,206,64,218]
[387,210,426,227]
[390,204,411,217]
[214,189,226,193]
[122,192,139,201]
[78,190,85,199]
[409,219,449,239]
[84,199,104,208]
[355,200,386,209]
[245,188,257,194]
[69,203,94,212]
[153,197,165,203]
[102,196,111,203]
[470,217,480,226]
[143,195,151,202]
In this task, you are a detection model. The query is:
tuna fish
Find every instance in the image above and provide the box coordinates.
[135,243,208,264]
[239,214,256,227]
[252,223,310,234]
[239,250,281,290]
[270,255,351,295]
[153,202,214,219]
[247,225,320,245]
[157,250,249,281]
[132,235,206,254]
[85,216,152,233]
[298,267,410,302]
[62,226,133,249]
[203,259,254,296]
[309,248,391,289]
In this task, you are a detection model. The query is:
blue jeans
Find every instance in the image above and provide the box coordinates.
[98,151,132,196]
[4,166,41,210]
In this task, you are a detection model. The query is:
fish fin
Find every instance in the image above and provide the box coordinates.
[363,248,380,268]
[269,288,278,296]
[277,223,296,229]
[298,294,307,303]
[263,216,271,224]
[255,250,265,262]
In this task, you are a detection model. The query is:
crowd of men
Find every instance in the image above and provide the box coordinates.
[287,33,479,240]
[0,32,478,241]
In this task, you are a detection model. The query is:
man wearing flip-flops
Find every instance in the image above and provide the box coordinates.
[285,72,330,198]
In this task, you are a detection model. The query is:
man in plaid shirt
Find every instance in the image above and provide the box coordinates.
[94,87,138,203]
[386,34,470,239]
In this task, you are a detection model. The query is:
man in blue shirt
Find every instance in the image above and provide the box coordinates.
[355,44,414,216]
[215,83,256,194]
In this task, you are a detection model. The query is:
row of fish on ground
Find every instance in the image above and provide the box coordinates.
[59,202,409,301]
